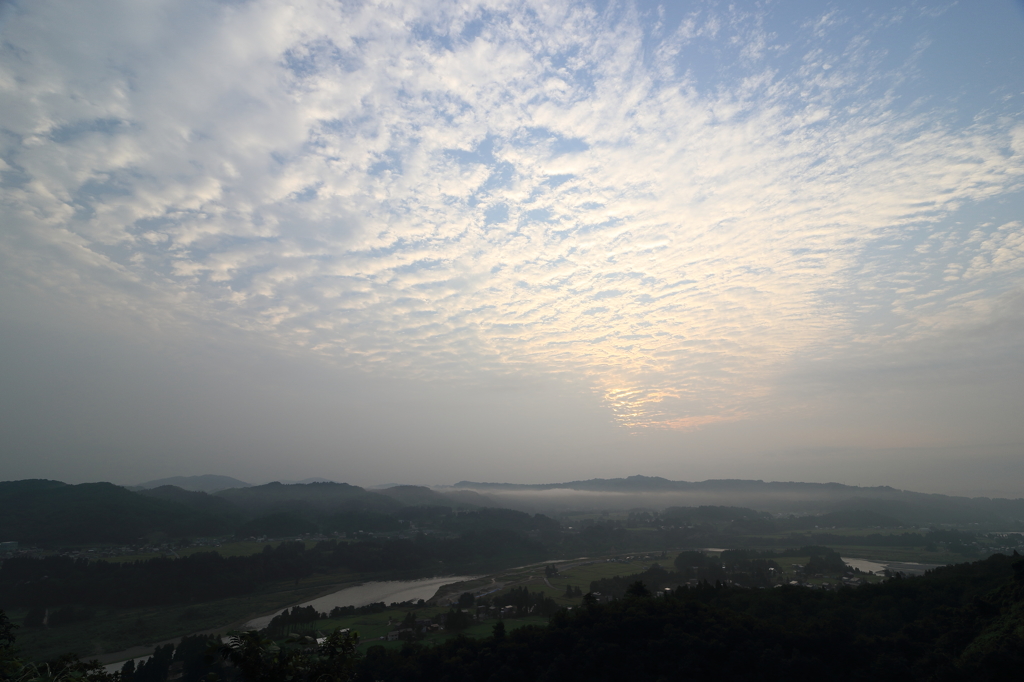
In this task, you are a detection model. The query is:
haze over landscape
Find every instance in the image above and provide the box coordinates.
[2,0,1023,496]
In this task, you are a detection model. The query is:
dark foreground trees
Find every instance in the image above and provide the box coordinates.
[2,609,115,681]
[216,629,359,682]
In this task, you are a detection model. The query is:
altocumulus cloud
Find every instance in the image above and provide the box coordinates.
[1,0,1023,430]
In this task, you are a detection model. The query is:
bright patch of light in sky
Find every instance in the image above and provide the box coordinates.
[1,0,1023,490]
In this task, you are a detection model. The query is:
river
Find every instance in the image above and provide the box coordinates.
[101,576,478,672]
[243,575,480,630]
[843,557,946,576]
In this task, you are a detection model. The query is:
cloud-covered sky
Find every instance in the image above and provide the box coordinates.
[2,0,1023,495]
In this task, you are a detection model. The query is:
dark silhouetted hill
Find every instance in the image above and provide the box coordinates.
[374,485,489,509]
[137,485,244,526]
[137,475,251,492]
[0,480,232,544]
[214,481,400,519]
[374,485,456,508]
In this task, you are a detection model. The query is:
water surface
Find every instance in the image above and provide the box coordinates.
[244,576,479,630]
[843,557,946,576]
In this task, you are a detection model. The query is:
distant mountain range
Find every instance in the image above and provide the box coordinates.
[136,475,344,492]
[452,476,1024,526]
[3,475,1023,546]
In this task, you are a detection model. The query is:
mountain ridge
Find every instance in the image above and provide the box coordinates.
[137,475,251,493]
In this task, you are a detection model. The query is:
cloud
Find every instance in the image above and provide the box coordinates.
[1,0,1022,431]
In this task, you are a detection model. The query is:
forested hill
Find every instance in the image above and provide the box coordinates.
[136,475,252,493]
[0,480,533,546]
[214,481,401,515]
[0,480,234,543]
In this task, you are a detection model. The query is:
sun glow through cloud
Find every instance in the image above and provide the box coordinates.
[1,0,1023,436]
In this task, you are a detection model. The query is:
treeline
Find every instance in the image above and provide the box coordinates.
[119,635,222,682]
[496,586,560,617]
[1,532,546,610]
[265,602,391,635]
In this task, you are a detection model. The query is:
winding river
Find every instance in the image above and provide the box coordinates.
[243,575,479,630]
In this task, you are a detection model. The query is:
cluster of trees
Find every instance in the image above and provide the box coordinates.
[496,587,560,617]
[804,547,850,574]
[118,635,223,682]
[265,602,393,635]
[215,629,360,682]
[265,605,323,633]
[442,608,473,633]
[325,602,388,619]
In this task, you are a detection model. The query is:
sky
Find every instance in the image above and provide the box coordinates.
[1,0,1023,496]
